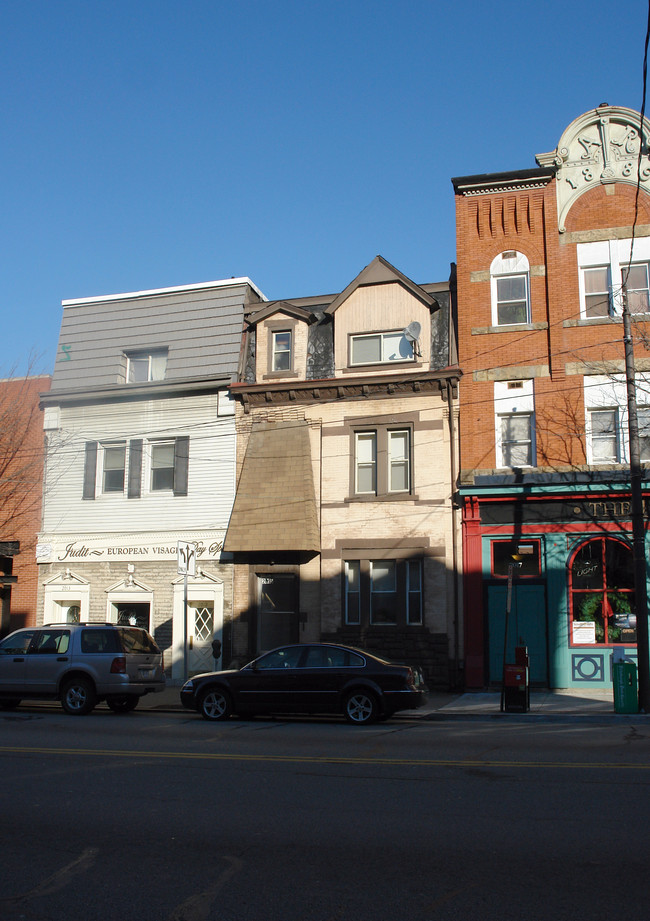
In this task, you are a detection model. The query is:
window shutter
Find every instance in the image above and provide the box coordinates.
[173,436,189,496]
[128,439,143,498]
[83,442,97,500]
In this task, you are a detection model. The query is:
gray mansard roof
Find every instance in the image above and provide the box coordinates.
[49,277,266,395]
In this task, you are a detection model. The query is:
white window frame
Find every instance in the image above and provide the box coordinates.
[100,442,126,494]
[588,407,620,463]
[388,429,411,492]
[271,330,292,372]
[490,252,531,326]
[149,439,175,492]
[499,413,534,467]
[639,405,650,461]
[354,431,377,494]
[353,427,413,496]
[349,331,414,366]
[625,261,650,314]
[126,349,168,383]
[581,265,612,318]
[578,239,650,319]
[494,380,535,468]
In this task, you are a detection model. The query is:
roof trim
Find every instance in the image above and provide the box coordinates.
[246,301,316,326]
[451,167,555,194]
[42,372,233,406]
[62,276,268,308]
[324,255,439,316]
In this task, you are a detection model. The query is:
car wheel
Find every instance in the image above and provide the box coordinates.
[0,699,21,710]
[199,687,232,721]
[343,689,379,725]
[61,678,97,715]
[106,696,139,714]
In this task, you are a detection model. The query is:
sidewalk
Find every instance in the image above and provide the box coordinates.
[139,685,645,718]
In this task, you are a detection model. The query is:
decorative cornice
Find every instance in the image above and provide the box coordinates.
[460,181,549,197]
[230,369,462,412]
[536,104,650,232]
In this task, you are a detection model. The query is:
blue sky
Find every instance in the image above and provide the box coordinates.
[2,0,649,375]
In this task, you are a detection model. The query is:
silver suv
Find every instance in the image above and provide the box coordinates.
[0,623,165,715]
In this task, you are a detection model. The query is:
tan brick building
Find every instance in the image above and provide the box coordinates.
[453,105,650,690]
[0,374,50,633]
[225,257,461,687]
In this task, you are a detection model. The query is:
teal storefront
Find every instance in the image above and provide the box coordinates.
[461,483,649,690]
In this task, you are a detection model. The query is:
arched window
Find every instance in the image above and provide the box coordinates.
[569,537,635,645]
[491,251,531,326]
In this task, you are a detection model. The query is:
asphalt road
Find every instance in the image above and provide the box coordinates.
[1,706,649,921]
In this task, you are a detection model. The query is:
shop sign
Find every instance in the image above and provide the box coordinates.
[36,534,226,564]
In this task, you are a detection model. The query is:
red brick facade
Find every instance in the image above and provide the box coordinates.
[0,375,50,633]
[453,105,650,690]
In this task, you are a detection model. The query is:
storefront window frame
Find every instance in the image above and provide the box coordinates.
[568,535,635,647]
[490,539,541,578]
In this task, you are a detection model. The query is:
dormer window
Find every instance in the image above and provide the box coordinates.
[349,331,414,366]
[272,330,292,371]
[125,349,168,383]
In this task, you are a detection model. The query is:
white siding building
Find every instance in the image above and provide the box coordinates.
[37,277,265,682]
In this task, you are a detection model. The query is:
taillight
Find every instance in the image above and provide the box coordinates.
[405,667,416,690]
[110,656,126,674]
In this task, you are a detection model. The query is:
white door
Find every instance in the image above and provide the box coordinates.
[189,602,219,675]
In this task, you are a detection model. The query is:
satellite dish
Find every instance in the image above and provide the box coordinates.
[404,321,421,342]
[403,321,421,357]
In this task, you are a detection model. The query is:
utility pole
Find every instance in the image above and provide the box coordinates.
[622,288,650,711]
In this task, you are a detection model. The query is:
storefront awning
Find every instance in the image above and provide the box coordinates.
[224,419,319,553]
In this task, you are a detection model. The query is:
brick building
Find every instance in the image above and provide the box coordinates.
[225,256,461,687]
[0,374,50,633]
[453,105,650,689]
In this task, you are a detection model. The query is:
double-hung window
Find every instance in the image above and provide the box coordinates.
[639,406,650,461]
[353,427,412,497]
[354,432,377,494]
[589,409,620,463]
[83,435,189,499]
[583,266,612,318]
[272,330,292,371]
[491,252,531,326]
[494,380,535,468]
[625,263,650,314]
[500,414,533,467]
[344,558,423,627]
[388,430,410,492]
[102,443,126,493]
[150,441,175,491]
[578,239,650,319]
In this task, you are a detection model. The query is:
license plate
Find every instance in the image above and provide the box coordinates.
[139,668,153,678]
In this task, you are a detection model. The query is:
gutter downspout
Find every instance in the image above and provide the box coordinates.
[447,378,461,688]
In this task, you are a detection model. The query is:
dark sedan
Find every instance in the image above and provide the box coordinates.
[180,643,427,724]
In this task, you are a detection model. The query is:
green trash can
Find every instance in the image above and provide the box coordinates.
[613,661,638,714]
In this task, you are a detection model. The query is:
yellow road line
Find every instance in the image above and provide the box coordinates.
[0,745,648,769]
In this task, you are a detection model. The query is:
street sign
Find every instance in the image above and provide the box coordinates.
[177,540,197,576]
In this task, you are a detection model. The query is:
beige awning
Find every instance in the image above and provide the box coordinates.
[224,419,319,552]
